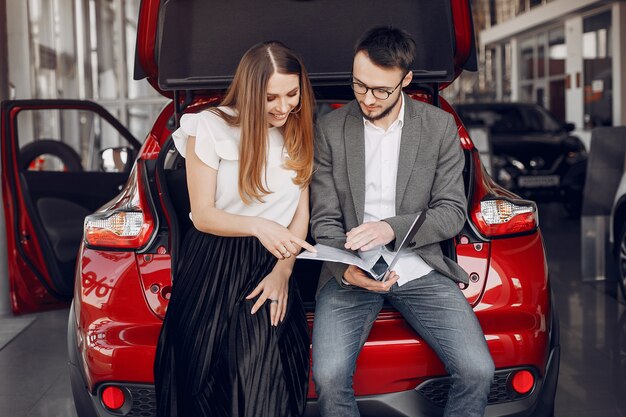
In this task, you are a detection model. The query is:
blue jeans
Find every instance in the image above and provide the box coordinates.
[312,271,495,417]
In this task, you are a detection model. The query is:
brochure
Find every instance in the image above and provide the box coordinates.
[297,210,427,280]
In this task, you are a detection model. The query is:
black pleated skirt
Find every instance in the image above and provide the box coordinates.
[154,228,309,417]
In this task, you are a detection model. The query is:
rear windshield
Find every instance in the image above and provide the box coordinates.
[157,0,456,90]
[457,106,562,134]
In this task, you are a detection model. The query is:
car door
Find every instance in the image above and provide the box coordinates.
[1,99,141,314]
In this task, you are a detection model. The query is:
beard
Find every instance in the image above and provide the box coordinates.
[358,92,402,122]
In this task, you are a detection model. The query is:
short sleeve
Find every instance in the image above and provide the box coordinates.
[171,112,220,169]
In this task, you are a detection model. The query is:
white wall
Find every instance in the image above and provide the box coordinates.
[0,0,11,315]
[6,1,32,100]
[480,0,607,46]
[565,17,585,129]
[612,2,626,126]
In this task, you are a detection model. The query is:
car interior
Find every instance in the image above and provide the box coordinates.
[18,168,129,298]
[11,108,138,299]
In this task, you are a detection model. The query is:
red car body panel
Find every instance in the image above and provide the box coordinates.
[75,227,550,397]
[70,101,551,401]
[447,0,478,88]
[134,0,166,97]
[136,253,173,320]
[74,246,162,388]
[139,101,174,159]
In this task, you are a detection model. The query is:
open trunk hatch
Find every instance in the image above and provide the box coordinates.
[135,0,477,92]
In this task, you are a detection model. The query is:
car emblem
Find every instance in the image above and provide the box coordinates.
[529,157,545,169]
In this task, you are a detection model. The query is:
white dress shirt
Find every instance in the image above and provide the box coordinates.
[360,96,433,286]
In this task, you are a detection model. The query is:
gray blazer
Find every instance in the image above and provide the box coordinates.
[310,94,469,295]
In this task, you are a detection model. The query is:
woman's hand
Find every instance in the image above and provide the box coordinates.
[246,267,290,326]
[253,218,316,259]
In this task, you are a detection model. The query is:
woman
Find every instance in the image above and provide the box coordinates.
[154,41,316,417]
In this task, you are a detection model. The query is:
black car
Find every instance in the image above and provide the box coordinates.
[455,102,588,216]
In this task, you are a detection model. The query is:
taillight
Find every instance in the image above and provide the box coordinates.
[84,162,156,249]
[467,149,538,238]
[471,198,538,237]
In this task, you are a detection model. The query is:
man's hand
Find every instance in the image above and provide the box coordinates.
[345,221,395,251]
[343,265,399,292]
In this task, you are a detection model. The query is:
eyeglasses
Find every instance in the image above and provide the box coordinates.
[351,74,406,100]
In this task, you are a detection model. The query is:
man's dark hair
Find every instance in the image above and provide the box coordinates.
[355,26,416,72]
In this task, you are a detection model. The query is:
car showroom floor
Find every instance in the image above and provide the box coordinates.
[0,202,625,417]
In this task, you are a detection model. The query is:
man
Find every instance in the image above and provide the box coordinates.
[310,26,495,417]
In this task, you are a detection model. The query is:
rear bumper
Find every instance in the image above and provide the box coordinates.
[68,279,559,417]
[304,346,560,417]
[68,345,559,417]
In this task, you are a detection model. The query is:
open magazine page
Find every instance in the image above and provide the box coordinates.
[299,210,427,280]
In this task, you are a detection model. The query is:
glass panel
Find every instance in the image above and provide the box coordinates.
[90,0,122,99]
[583,11,612,128]
[537,45,545,78]
[548,28,566,76]
[549,79,566,122]
[25,0,146,101]
[127,103,167,141]
[16,109,132,172]
[536,86,545,108]
[485,47,497,85]
[27,0,79,99]
[520,38,534,80]
[503,42,512,100]
[492,0,514,25]
[520,84,533,103]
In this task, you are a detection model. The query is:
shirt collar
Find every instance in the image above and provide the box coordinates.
[363,94,405,133]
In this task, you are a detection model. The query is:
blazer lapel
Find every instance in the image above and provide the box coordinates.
[396,95,422,209]
[345,106,366,224]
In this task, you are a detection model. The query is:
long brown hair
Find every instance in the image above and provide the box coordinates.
[212,41,315,204]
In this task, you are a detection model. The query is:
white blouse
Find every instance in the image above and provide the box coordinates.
[171,107,301,228]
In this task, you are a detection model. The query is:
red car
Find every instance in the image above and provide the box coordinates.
[0,1,559,416]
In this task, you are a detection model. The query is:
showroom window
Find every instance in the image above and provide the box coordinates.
[22,0,167,146]
[463,41,511,104]
[517,27,567,122]
[485,0,554,26]
[483,0,560,26]
[519,37,535,104]
[548,28,566,122]
[502,42,512,101]
[583,10,613,128]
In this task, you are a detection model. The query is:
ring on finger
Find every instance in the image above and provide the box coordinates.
[269,299,278,304]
